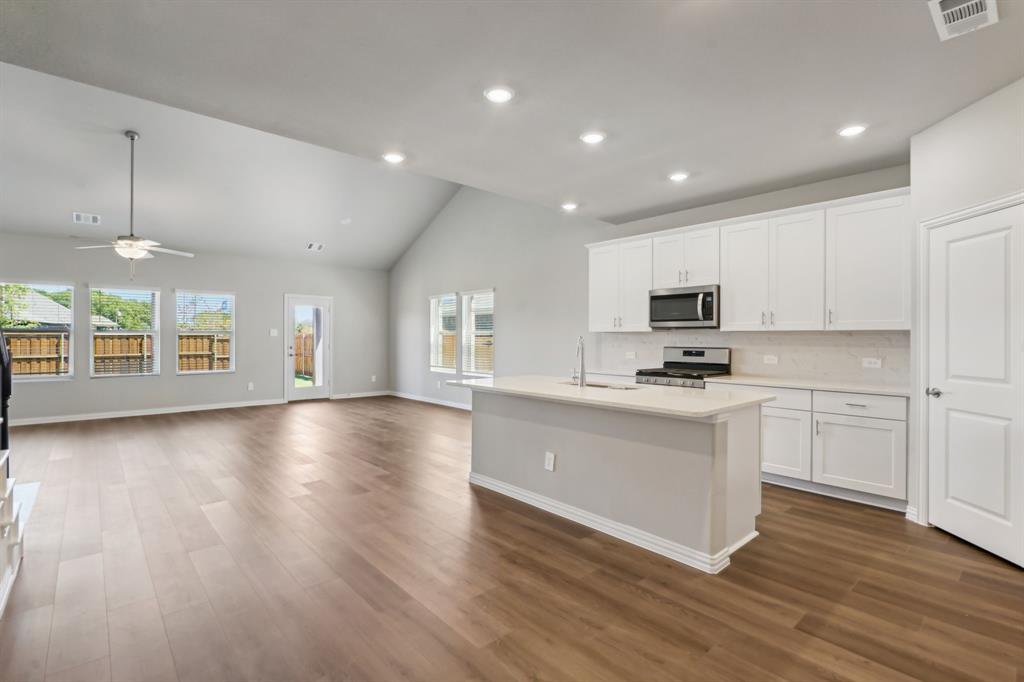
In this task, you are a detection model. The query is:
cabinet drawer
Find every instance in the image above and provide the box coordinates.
[812,391,906,420]
[709,383,810,411]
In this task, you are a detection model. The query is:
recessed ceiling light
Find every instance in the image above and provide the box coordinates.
[484,86,515,104]
[382,151,406,164]
[579,131,606,145]
[837,124,867,137]
[561,202,579,212]
[668,171,689,183]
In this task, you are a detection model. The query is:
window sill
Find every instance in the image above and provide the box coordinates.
[175,369,236,376]
[13,375,74,383]
[462,372,493,379]
[90,372,160,379]
[430,368,457,375]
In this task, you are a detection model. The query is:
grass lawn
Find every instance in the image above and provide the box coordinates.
[294,373,314,388]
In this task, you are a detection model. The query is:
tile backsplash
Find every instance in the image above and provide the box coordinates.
[593,330,910,387]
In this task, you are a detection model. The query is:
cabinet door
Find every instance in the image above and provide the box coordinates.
[682,226,720,286]
[652,234,686,289]
[826,195,911,330]
[812,413,907,499]
[588,244,619,332]
[720,220,769,331]
[762,406,812,480]
[618,239,653,331]
[769,210,824,330]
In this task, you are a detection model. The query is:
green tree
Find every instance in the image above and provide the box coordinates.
[36,288,72,309]
[90,290,154,329]
[0,283,32,328]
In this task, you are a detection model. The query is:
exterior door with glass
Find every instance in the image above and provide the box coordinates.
[285,294,332,401]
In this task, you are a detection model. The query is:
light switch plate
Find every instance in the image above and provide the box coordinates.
[371,375,377,383]
[862,357,883,369]
[247,382,254,391]
[625,351,637,360]
[269,328,278,337]
[763,354,779,365]
[544,451,556,472]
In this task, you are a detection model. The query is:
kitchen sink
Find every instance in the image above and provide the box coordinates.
[560,380,640,390]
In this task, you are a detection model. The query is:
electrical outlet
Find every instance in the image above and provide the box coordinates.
[862,357,882,369]
[763,354,779,365]
[625,351,637,360]
[247,382,254,391]
[544,451,556,472]
[371,375,377,383]
[269,328,278,337]
[436,380,441,389]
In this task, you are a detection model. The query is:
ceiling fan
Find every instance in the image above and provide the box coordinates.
[76,130,194,277]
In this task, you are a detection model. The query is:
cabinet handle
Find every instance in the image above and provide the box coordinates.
[770,311,775,326]
[678,270,683,284]
[815,419,821,436]
[844,402,868,408]
[684,269,689,283]
[828,308,833,326]
[761,311,766,327]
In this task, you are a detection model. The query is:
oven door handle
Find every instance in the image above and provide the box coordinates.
[697,293,705,321]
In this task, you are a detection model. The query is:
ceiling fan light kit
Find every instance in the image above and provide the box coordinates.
[75,129,195,278]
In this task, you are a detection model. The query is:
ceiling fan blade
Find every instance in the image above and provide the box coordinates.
[137,251,154,259]
[74,244,116,250]
[146,246,195,258]
[138,239,161,246]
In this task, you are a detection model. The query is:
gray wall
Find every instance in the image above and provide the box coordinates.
[389,165,911,406]
[1,232,388,421]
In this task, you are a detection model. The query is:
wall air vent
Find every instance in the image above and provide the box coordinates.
[929,0,999,41]
[72,212,101,225]
[305,242,325,252]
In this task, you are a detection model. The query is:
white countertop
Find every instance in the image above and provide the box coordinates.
[703,374,910,397]
[448,375,773,420]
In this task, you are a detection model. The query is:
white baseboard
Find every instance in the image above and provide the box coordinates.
[762,473,907,513]
[469,472,739,574]
[904,505,927,525]
[9,398,286,426]
[390,391,471,411]
[330,391,391,400]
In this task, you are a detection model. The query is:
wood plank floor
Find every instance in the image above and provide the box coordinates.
[0,396,1021,682]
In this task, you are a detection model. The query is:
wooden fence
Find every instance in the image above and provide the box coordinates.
[294,333,315,378]
[3,331,71,376]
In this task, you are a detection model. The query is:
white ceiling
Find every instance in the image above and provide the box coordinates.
[1,1,1023,227]
[0,63,458,268]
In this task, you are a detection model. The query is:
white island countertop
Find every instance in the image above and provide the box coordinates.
[448,375,774,420]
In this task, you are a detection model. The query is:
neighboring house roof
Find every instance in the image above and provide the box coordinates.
[5,289,116,328]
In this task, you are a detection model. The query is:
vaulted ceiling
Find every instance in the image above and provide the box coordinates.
[1,1,1022,244]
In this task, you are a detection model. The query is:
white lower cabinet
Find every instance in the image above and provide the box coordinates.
[812,413,907,499]
[762,406,812,480]
[706,380,908,504]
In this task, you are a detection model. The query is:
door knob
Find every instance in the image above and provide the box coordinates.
[925,387,943,398]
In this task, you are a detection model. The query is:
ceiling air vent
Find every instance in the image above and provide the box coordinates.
[305,242,325,252]
[72,212,101,225]
[929,0,999,41]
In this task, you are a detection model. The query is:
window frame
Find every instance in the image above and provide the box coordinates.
[0,280,76,382]
[460,288,495,378]
[174,289,237,376]
[429,292,458,374]
[89,284,161,379]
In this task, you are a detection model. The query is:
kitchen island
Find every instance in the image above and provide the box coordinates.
[448,375,774,573]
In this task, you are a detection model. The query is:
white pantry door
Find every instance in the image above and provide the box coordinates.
[928,204,1023,566]
[285,294,333,401]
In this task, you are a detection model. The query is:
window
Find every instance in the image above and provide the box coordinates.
[429,293,457,373]
[176,291,235,373]
[0,282,74,379]
[461,290,494,376]
[90,287,160,376]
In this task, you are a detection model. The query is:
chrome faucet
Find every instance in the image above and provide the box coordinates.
[573,335,587,387]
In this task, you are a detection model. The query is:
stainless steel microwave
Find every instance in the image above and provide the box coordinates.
[649,285,719,329]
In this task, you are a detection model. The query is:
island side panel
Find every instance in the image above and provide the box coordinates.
[708,405,761,558]
[469,391,719,556]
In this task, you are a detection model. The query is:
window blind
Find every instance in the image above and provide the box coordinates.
[176,291,235,373]
[90,287,160,376]
[462,290,494,376]
[430,293,457,372]
[0,282,74,378]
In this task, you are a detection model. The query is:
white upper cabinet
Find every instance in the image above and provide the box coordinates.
[826,195,911,330]
[652,226,720,290]
[588,238,652,332]
[769,210,825,330]
[720,220,770,331]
